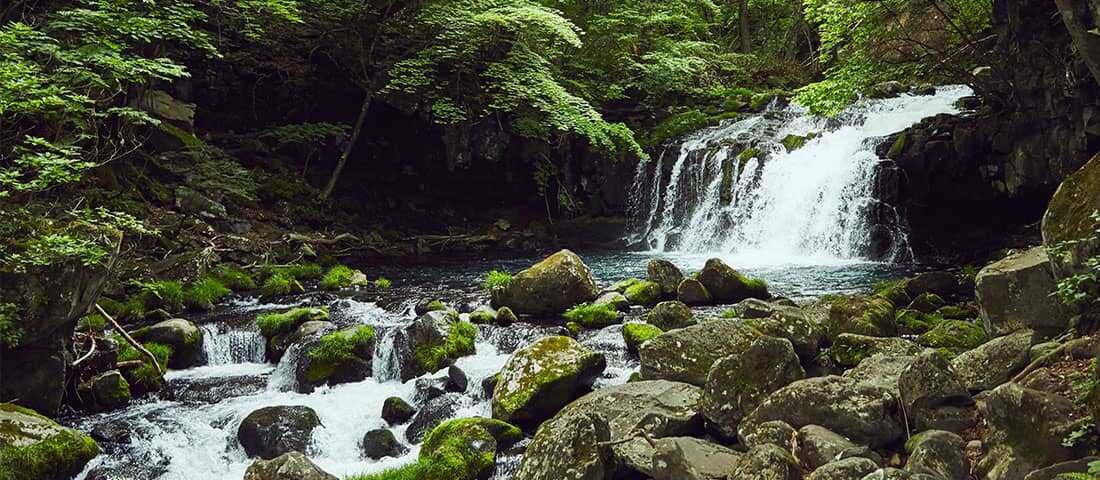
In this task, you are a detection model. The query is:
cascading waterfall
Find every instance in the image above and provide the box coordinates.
[630,86,972,264]
[200,324,266,365]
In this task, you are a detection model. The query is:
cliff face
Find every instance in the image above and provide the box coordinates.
[881,0,1100,260]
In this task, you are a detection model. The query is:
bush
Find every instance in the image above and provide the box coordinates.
[563,303,620,328]
[183,277,231,310]
[127,280,185,315]
[483,270,513,291]
[256,307,329,338]
[320,264,357,290]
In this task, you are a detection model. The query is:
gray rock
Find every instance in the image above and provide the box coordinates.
[736,298,778,319]
[405,393,459,443]
[514,412,610,480]
[447,365,468,393]
[745,305,824,360]
[951,330,1035,392]
[1024,457,1100,480]
[640,319,760,386]
[978,383,1079,476]
[361,429,407,459]
[843,354,918,396]
[697,258,769,303]
[647,259,684,298]
[268,320,333,362]
[860,468,917,480]
[702,336,804,438]
[905,430,969,480]
[807,457,879,480]
[976,247,1069,337]
[131,318,204,368]
[243,452,337,480]
[820,334,922,369]
[797,425,860,471]
[0,403,100,478]
[594,292,630,311]
[400,309,476,380]
[650,437,741,480]
[677,278,712,305]
[899,351,971,431]
[728,443,801,480]
[741,420,796,450]
[76,370,131,412]
[237,406,321,459]
[644,301,696,330]
[739,375,904,448]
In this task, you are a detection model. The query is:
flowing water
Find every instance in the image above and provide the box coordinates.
[68,88,969,480]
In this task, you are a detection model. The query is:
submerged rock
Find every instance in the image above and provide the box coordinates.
[237,405,321,459]
[243,452,337,480]
[696,258,769,303]
[976,247,1069,336]
[640,319,760,386]
[490,249,600,315]
[492,336,606,430]
[0,403,100,479]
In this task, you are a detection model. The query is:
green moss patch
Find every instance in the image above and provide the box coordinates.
[212,264,256,291]
[918,320,987,351]
[622,323,663,353]
[115,338,172,391]
[256,307,329,338]
[183,277,231,310]
[261,263,323,281]
[348,463,422,480]
[563,303,620,329]
[260,272,304,298]
[305,326,375,383]
[415,321,477,374]
[483,270,514,291]
[320,264,358,290]
[623,280,662,306]
[0,426,99,480]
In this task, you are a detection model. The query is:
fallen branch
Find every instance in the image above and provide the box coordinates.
[70,334,98,368]
[95,303,163,375]
[1011,343,1069,384]
[287,232,360,245]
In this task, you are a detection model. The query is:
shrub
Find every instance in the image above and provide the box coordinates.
[483,270,513,291]
[563,303,620,328]
[128,280,185,314]
[183,277,231,310]
[256,307,329,338]
[426,300,447,312]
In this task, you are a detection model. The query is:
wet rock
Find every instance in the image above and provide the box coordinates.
[797,425,862,471]
[904,430,969,480]
[294,325,374,393]
[481,374,500,398]
[237,405,321,459]
[0,403,100,478]
[860,468,918,480]
[743,305,824,360]
[639,319,760,386]
[594,292,629,311]
[401,310,476,380]
[131,318,204,368]
[650,437,741,480]
[622,323,663,354]
[643,301,696,330]
[951,329,1034,392]
[842,354,918,396]
[361,429,407,459]
[467,306,499,325]
[871,81,906,98]
[406,393,460,443]
[647,259,684,298]
[702,336,805,438]
[624,279,663,306]
[741,420,796,450]
[382,397,415,425]
[415,377,449,403]
[728,443,801,480]
[91,420,132,444]
[268,319,333,363]
[807,457,879,480]
[899,351,972,431]
[490,249,600,315]
[677,278,712,305]
[696,258,769,303]
[447,365,468,393]
[491,336,606,430]
[243,452,337,480]
[514,411,610,480]
[76,370,131,412]
[976,247,1069,337]
[166,373,267,403]
[496,306,518,326]
[739,375,904,448]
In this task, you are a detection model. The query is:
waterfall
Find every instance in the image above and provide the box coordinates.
[200,324,266,365]
[267,343,302,392]
[631,86,971,264]
[371,327,405,383]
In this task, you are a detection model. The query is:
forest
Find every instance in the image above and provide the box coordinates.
[1,0,1100,479]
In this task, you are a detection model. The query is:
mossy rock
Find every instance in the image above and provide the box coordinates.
[0,403,100,480]
[696,258,769,304]
[298,325,375,389]
[418,418,520,480]
[563,302,622,329]
[405,311,478,380]
[643,301,695,330]
[895,308,943,335]
[824,295,897,340]
[907,292,946,314]
[622,323,664,354]
[917,320,987,351]
[256,307,329,339]
[491,336,606,431]
[489,250,599,315]
[935,305,972,320]
[623,280,663,306]
[76,370,131,413]
[781,133,817,152]
[820,333,923,369]
[131,318,204,368]
[875,280,913,307]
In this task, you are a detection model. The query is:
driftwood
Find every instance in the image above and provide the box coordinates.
[70,334,97,368]
[95,304,163,375]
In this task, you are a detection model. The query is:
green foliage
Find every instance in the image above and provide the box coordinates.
[183,277,232,310]
[256,307,328,338]
[426,300,448,312]
[77,313,107,333]
[305,326,375,382]
[260,273,301,297]
[563,303,620,328]
[1051,211,1100,308]
[1055,461,1100,479]
[261,263,323,280]
[0,425,100,480]
[115,336,172,389]
[320,264,358,290]
[129,280,186,314]
[483,270,514,291]
[415,321,477,374]
[622,322,663,351]
[213,265,257,291]
[720,309,739,319]
[348,463,422,480]
[0,304,22,348]
[374,277,393,289]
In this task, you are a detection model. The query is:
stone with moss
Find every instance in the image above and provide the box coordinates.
[260,273,305,298]
[677,278,712,305]
[907,292,946,313]
[0,403,100,480]
[622,323,663,354]
[702,336,805,438]
[935,305,972,320]
[823,295,897,340]
[564,321,583,336]
[115,338,171,396]
[491,336,606,430]
[495,307,518,326]
[696,258,769,304]
[740,305,823,361]
[296,325,375,391]
[918,320,987,351]
[895,308,942,335]
[820,333,923,369]
[418,418,520,480]
[256,307,329,339]
[131,318,204,368]
[1042,150,1100,281]
[563,302,621,329]
[643,300,695,330]
[76,370,131,413]
[623,280,662,306]
[593,292,629,311]
[183,277,232,311]
[320,264,369,290]
[874,279,912,307]
[781,133,814,151]
[490,250,599,315]
[467,306,498,325]
[639,319,761,387]
[403,310,477,380]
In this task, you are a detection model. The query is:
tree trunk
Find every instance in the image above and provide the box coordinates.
[321,92,373,200]
[738,0,751,53]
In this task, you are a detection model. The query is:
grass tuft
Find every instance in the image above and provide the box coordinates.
[563,302,620,328]
[483,270,513,291]
[256,307,329,338]
[320,264,357,290]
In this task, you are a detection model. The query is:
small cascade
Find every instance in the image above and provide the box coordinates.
[371,326,406,383]
[266,343,302,392]
[200,324,266,365]
[630,86,972,263]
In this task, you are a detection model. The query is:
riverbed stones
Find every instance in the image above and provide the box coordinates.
[639,319,760,386]
[644,300,696,330]
[76,369,131,412]
[696,258,769,303]
[650,436,741,480]
[677,278,712,305]
[728,443,801,480]
[807,457,879,480]
[647,259,684,298]
[491,336,606,430]
[243,452,337,480]
[490,249,599,315]
[295,325,374,393]
[739,375,904,448]
[743,305,823,360]
[976,247,1070,337]
[131,318,204,368]
[899,351,971,431]
[741,420,796,450]
[0,403,100,479]
[382,396,415,425]
[624,279,663,306]
[702,336,804,438]
[820,333,922,369]
[904,430,969,480]
[594,292,630,311]
[797,425,862,471]
[361,428,407,459]
[400,310,476,380]
[237,405,321,459]
[842,354,918,396]
[951,329,1035,392]
[406,394,460,443]
[516,381,704,480]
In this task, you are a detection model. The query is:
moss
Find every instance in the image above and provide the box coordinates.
[623,280,662,306]
[886,131,908,159]
[347,463,422,480]
[261,263,323,281]
[212,264,256,291]
[157,122,203,148]
[183,276,231,310]
[622,323,663,352]
[563,302,620,329]
[643,109,740,148]
[320,264,358,290]
[260,272,303,298]
[628,372,643,382]
[494,336,603,418]
[780,133,813,151]
[374,277,393,289]
[896,309,943,334]
[908,292,946,313]
[96,297,126,317]
[874,279,912,307]
[305,326,375,383]
[720,309,739,319]
[826,295,896,339]
[935,305,971,320]
[256,307,329,338]
[414,321,477,374]
[77,313,107,332]
[422,418,523,453]
[126,280,185,316]
[426,300,447,312]
[918,320,987,351]
[103,373,132,404]
[0,427,100,480]
[417,420,498,480]
[565,321,583,336]
[468,309,496,324]
[737,147,762,171]
[482,270,514,291]
[115,337,172,391]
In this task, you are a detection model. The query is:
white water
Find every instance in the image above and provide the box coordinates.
[631,86,972,266]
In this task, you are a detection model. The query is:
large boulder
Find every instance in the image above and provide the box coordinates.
[806,457,879,480]
[650,437,742,480]
[820,295,897,340]
[237,406,321,459]
[904,430,969,480]
[819,334,922,369]
[842,354,918,396]
[950,329,1035,392]
[490,250,600,315]
[899,351,972,432]
[1042,151,1100,282]
[743,304,823,360]
[647,259,684,298]
[382,396,415,425]
[76,370,131,413]
[977,383,1081,477]
[0,403,100,479]
[696,258,769,303]
[516,381,704,480]
[702,336,805,438]
[797,425,861,471]
[640,319,760,386]
[739,376,904,448]
[400,310,477,380]
[418,418,522,480]
[643,301,696,330]
[406,394,460,443]
[975,247,1070,337]
[243,452,337,480]
[131,318,204,368]
[492,336,606,430]
[295,325,374,393]
[677,278,712,305]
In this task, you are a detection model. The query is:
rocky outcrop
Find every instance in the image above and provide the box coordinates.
[491,336,606,430]
[975,247,1069,336]
[977,383,1082,476]
[490,250,599,315]
[237,406,321,459]
[0,403,100,479]
[243,452,337,480]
